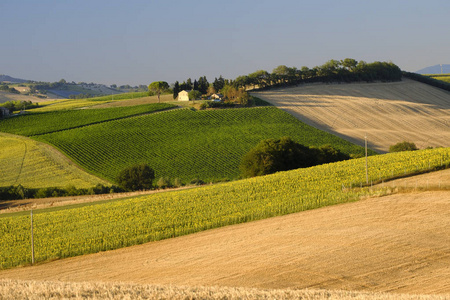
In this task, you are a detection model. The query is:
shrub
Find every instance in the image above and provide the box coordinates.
[157,177,171,189]
[116,164,155,191]
[389,141,418,152]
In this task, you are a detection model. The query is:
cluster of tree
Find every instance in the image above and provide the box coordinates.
[0,100,39,113]
[27,79,68,94]
[232,59,402,91]
[402,71,450,93]
[0,184,119,201]
[0,84,20,94]
[239,137,350,178]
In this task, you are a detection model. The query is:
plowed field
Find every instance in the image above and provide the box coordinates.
[251,79,450,152]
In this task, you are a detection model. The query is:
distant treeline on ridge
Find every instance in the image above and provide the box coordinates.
[230,59,402,91]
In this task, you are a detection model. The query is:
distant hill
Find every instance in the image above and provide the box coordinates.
[415,64,450,74]
[0,74,28,83]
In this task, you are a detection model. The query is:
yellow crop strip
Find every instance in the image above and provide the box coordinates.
[0,148,449,269]
[0,133,110,189]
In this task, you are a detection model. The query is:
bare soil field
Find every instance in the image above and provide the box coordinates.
[1,170,449,296]
[251,79,450,152]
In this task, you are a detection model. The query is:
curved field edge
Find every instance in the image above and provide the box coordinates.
[0,133,110,189]
[1,280,448,300]
[0,147,448,269]
[0,103,176,136]
[32,107,373,183]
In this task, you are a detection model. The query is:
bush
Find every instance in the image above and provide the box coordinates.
[389,141,418,152]
[116,164,155,191]
[157,177,171,189]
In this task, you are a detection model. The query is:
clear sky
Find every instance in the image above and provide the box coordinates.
[1,0,449,86]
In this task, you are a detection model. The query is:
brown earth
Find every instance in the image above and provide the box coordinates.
[251,79,450,153]
[1,170,449,295]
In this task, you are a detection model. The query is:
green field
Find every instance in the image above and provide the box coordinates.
[0,133,110,189]
[1,147,448,269]
[426,74,450,83]
[31,107,373,183]
[0,103,175,136]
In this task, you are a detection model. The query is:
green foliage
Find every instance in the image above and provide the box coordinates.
[31,107,370,183]
[156,177,171,189]
[148,81,169,102]
[188,90,201,100]
[0,100,39,113]
[389,141,418,153]
[116,164,155,191]
[1,147,449,269]
[240,138,350,178]
[0,103,175,136]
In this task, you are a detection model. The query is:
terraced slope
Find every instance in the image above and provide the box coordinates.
[0,133,109,189]
[251,79,450,152]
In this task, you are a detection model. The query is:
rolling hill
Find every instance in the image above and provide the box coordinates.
[251,79,450,152]
[416,64,450,74]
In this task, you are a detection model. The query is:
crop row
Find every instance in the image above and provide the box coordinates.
[34,107,371,183]
[0,103,175,136]
[1,147,449,269]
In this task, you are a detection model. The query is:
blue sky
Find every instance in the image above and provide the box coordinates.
[1,0,449,86]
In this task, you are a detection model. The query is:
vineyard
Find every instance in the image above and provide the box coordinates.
[1,147,449,269]
[0,133,109,189]
[0,103,175,136]
[32,107,372,183]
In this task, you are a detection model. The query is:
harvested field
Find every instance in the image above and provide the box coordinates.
[1,279,448,300]
[1,171,449,295]
[251,79,450,152]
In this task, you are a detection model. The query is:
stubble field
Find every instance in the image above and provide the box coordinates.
[251,79,450,152]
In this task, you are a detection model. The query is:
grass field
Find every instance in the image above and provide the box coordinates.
[32,107,371,183]
[0,133,110,189]
[0,147,448,270]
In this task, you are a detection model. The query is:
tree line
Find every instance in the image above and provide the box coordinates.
[232,59,402,90]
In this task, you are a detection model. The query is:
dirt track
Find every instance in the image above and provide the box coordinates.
[251,79,450,152]
[1,173,449,295]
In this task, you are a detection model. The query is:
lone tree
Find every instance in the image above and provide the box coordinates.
[389,141,418,152]
[116,164,155,191]
[148,81,169,103]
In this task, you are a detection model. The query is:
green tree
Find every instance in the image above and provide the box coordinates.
[148,81,169,103]
[389,141,418,152]
[188,90,201,100]
[116,164,155,191]
[173,81,180,99]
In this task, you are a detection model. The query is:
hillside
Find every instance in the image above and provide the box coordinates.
[416,64,450,74]
[0,75,27,83]
[251,79,450,152]
[1,169,448,296]
[0,133,110,189]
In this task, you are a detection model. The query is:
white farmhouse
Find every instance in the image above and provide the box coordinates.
[178,90,190,101]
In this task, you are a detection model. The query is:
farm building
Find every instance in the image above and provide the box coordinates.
[211,93,223,101]
[178,90,190,101]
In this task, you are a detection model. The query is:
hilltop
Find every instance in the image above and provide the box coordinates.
[0,75,27,83]
[416,64,450,74]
